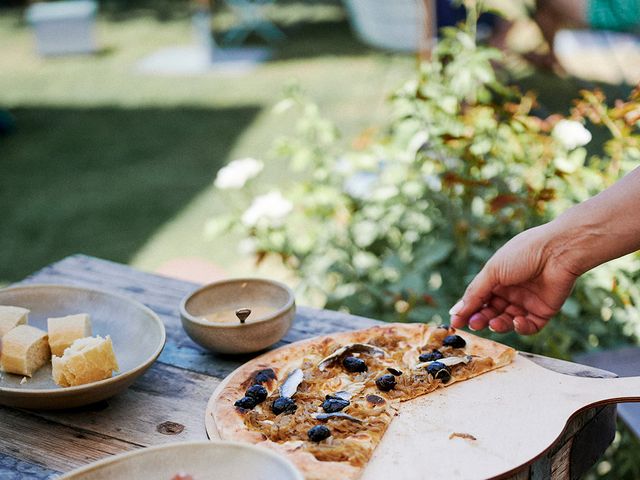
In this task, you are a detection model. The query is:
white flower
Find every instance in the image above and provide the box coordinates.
[214,157,263,189]
[373,185,398,201]
[554,156,578,173]
[238,238,257,255]
[423,174,442,192]
[241,191,293,227]
[343,172,377,200]
[408,131,429,155]
[333,156,353,175]
[552,120,592,150]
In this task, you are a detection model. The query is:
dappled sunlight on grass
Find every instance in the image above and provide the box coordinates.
[4,1,630,291]
[1,105,259,282]
[0,4,415,284]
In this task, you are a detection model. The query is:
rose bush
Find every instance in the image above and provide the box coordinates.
[210,8,640,478]
[214,157,263,190]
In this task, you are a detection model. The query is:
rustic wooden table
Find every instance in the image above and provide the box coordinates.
[0,255,618,480]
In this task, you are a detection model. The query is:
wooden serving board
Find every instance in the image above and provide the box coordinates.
[206,352,640,480]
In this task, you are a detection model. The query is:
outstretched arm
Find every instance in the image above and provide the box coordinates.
[450,167,640,334]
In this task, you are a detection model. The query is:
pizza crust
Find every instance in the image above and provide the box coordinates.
[456,330,516,368]
[260,440,361,480]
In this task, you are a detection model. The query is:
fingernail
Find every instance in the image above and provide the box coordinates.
[449,299,464,315]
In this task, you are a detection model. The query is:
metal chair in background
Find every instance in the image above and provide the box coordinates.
[221,0,285,45]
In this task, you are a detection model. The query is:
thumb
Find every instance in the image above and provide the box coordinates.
[449,267,496,327]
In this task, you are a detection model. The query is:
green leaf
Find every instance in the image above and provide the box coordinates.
[416,240,455,269]
[399,272,426,293]
[352,221,379,248]
[561,297,581,318]
[204,215,234,238]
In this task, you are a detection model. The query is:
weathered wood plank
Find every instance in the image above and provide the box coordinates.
[33,362,220,447]
[530,454,552,480]
[0,342,220,477]
[523,352,618,477]
[0,453,59,480]
[552,408,601,453]
[0,254,619,479]
[575,347,640,438]
[18,254,379,377]
[509,466,530,480]
[530,407,605,479]
[0,409,141,472]
[570,405,617,480]
[550,438,572,480]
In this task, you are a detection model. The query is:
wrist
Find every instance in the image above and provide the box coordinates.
[543,211,605,277]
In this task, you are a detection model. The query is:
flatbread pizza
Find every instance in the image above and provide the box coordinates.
[211,323,515,479]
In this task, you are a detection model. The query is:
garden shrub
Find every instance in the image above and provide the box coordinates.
[210,7,640,478]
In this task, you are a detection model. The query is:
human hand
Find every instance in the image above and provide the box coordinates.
[449,224,580,334]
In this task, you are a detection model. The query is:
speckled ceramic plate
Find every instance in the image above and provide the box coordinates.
[58,441,303,480]
[0,284,165,409]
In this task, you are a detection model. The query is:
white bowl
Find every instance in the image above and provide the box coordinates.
[58,441,303,480]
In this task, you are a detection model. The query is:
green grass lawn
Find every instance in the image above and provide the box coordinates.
[0,3,414,283]
[0,2,634,286]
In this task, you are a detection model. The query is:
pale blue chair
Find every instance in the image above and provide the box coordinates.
[221,0,285,45]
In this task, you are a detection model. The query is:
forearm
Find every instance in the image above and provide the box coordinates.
[545,167,640,275]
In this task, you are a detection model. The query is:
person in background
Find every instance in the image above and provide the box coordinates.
[449,167,640,335]
[490,0,640,72]
[436,0,497,39]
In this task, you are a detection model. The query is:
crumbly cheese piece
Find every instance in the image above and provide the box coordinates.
[0,325,50,377]
[0,306,29,338]
[47,314,92,357]
[52,336,119,387]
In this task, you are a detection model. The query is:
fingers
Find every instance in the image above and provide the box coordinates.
[494,285,556,319]
[451,291,550,335]
[452,292,507,329]
[470,307,549,335]
[468,305,499,330]
[513,316,536,334]
[449,268,496,328]
[450,312,468,329]
[468,312,490,331]
[513,314,549,335]
[486,304,529,332]
[488,313,514,333]
[449,262,554,335]
[449,306,467,328]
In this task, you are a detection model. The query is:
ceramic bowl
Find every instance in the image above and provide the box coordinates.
[179,278,295,354]
[0,284,165,410]
[58,441,303,480]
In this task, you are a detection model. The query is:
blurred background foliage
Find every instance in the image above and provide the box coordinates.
[218,7,640,361]
[2,0,640,476]
[211,5,640,478]
[0,0,408,283]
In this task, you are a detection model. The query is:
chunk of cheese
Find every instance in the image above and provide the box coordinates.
[0,325,50,377]
[47,313,92,357]
[0,306,29,338]
[52,335,119,387]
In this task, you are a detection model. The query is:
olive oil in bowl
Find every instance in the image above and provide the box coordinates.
[201,305,276,324]
[180,278,296,354]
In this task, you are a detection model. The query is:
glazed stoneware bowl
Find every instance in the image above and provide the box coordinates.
[58,441,303,480]
[0,284,165,410]
[180,278,295,354]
